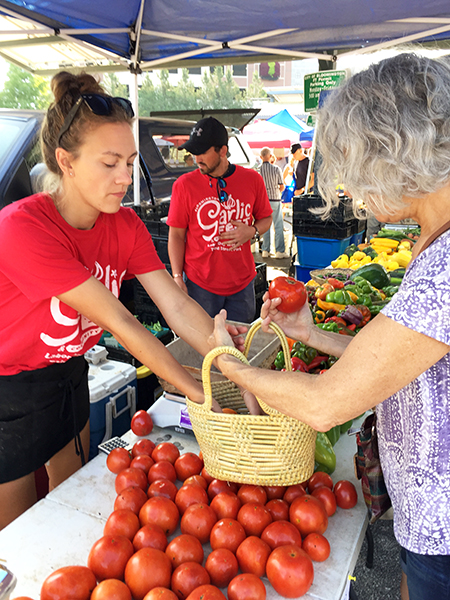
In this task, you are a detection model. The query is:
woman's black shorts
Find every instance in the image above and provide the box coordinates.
[0,356,89,483]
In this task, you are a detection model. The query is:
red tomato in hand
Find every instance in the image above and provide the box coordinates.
[266,545,314,598]
[90,579,132,600]
[289,494,328,537]
[87,535,134,581]
[125,548,172,600]
[227,573,267,600]
[268,276,307,313]
[205,548,239,588]
[131,410,154,436]
[165,534,204,569]
[311,486,337,517]
[41,566,96,600]
[333,480,358,509]
[171,562,210,600]
[236,536,271,577]
[106,447,131,474]
[302,532,331,562]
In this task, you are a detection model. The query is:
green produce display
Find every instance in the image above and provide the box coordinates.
[315,432,336,474]
[352,263,391,289]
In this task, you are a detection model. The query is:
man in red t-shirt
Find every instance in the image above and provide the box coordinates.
[167,117,272,323]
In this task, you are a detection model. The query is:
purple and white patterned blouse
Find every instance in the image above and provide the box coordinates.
[378,229,450,555]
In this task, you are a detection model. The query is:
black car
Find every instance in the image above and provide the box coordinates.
[0,109,257,210]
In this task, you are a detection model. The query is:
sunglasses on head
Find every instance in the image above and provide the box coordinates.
[57,93,134,147]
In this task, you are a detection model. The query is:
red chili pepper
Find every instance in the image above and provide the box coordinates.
[326,277,345,289]
[325,316,347,326]
[290,356,309,372]
[306,355,329,371]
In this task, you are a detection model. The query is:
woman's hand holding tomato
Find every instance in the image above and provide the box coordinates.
[260,288,315,345]
[268,277,307,314]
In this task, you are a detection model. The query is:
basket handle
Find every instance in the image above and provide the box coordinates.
[243,319,292,372]
[200,320,292,414]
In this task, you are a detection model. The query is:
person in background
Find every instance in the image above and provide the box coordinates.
[259,146,289,259]
[167,116,272,323]
[0,72,246,531]
[183,153,195,167]
[290,142,313,195]
[210,53,450,600]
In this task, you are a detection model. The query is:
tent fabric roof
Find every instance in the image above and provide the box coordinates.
[1,0,450,74]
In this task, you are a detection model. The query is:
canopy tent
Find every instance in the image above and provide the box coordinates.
[2,0,450,205]
[266,109,311,135]
[1,1,450,76]
[242,120,300,157]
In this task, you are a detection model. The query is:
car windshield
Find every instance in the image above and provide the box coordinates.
[153,132,253,169]
[0,118,27,169]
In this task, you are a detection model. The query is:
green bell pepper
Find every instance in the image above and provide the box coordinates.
[325,425,340,446]
[274,351,285,370]
[317,322,340,333]
[314,432,336,474]
[292,342,318,365]
[325,290,354,305]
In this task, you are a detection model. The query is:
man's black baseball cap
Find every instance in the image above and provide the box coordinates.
[180,117,228,155]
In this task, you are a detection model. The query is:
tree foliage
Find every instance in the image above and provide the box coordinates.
[138,66,265,115]
[0,64,51,109]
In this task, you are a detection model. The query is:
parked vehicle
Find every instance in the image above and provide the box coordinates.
[0,109,257,210]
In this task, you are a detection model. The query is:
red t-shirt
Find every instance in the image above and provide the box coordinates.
[167,166,271,295]
[0,193,164,375]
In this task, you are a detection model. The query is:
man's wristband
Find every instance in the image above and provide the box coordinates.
[173,273,183,278]
[252,224,258,236]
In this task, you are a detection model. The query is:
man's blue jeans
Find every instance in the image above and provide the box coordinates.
[186,278,256,323]
[261,200,285,254]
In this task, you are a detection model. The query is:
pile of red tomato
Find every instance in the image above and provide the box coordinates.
[23,413,357,600]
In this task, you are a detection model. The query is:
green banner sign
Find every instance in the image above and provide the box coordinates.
[304,70,347,112]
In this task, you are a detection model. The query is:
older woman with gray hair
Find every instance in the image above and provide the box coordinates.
[210,53,450,600]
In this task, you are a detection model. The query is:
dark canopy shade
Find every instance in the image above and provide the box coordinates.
[1,0,450,74]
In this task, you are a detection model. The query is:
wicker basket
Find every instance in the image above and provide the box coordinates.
[309,268,354,285]
[185,320,317,485]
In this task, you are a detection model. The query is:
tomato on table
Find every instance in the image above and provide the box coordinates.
[115,467,148,494]
[237,484,267,505]
[210,491,242,520]
[131,410,154,436]
[333,480,358,509]
[283,483,306,504]
[237,502,273,537]
[175,483,209,515]
[266,545,314,598]
[132,438,156,458]
[114,485,149,514]
[139,496,180,536]
[307,471,334,494]
[171,562,210,600]
[265,499,289,522]
[205,548,239,588]
[152,442,180,464]
[289,494,328,537]
[261,520,302,550]
[87,535,134,581]
[236,536,271,577]
[209,518,246,553]
[106,447,131,474]
[185,584,226,600]
[91,579,132,600]
[147,479,178,502]
[174,452,204,481]
[227,573,267,600]
[40,566,97,600]
[302,532,331,562]
[130,454,155,474]
[148,460,177,484]
[165,534,204,569]
[311,486,337,517]
[180,503,217,544]
[104,508,140,540]
[125,548,172,600]
[133,524,168,552]
[143,588,178,600]
[268,276,307,313]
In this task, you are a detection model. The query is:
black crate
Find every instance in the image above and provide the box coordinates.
[293,195,354,225]
[151,236,170,263]
[145,220,170,237]
[254,262,267,294]
[352,218,367,234]
[293,219,355,239]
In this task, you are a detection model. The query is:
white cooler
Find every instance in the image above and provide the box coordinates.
[85,346,137,460]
